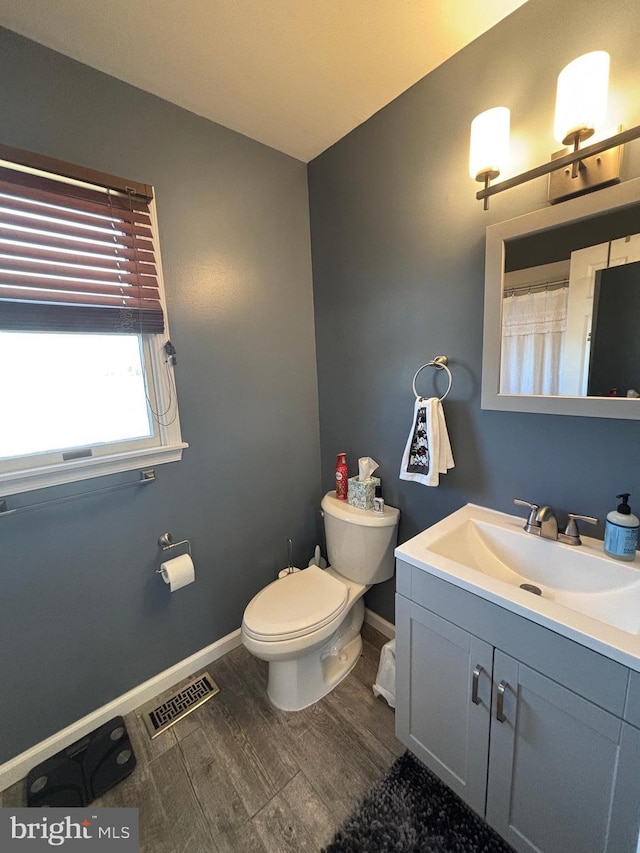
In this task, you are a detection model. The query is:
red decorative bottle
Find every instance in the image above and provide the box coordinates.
[335,452,348,500]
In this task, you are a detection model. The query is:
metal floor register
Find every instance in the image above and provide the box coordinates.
[141,672,220,738]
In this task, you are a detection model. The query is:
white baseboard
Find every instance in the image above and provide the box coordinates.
[364,608,395,639]
[0,628,242,793]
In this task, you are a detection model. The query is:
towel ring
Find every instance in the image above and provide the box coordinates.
[412,355,452,401]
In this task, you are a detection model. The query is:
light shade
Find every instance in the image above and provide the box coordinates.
[469,107,510,180]
[554,51,610,145]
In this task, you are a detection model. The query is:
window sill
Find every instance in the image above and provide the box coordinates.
[0,442,189,497]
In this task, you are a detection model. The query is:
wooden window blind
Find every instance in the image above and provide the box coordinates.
[0,155,164,334]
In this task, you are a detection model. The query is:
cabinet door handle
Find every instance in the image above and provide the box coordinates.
[496,680,508,722]
[471,665,483,705]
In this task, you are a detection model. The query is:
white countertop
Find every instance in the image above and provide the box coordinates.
[395,503,640,672]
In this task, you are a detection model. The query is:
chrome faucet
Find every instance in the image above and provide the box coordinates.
[513,499,598,546]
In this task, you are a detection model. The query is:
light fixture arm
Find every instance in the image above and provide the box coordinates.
[476,124,640,205]
[569,136,583,180]
[478,170,499,211]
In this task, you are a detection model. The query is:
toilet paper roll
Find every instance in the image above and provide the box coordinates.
[160,553,195,592]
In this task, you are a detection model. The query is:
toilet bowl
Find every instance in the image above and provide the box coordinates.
[241,492,399,711]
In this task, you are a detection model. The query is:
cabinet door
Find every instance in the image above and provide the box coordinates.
[395,595,493,814]
[486,650,640,853]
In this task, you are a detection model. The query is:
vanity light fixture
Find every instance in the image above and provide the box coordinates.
[472,51,640,208]
[554,52,609,155]
[469,107,510,210]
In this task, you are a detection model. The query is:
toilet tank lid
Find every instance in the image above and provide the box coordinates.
[321,491,400,527]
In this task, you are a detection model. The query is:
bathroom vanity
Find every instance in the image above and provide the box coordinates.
[395,504,640,853]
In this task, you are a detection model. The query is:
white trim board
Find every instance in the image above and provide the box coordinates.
[364,608,395,639]
[0,629,241,792]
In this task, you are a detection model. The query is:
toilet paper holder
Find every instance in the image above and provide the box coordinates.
[156,532,192,572]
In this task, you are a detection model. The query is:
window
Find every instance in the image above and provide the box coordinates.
[0,145,186,495]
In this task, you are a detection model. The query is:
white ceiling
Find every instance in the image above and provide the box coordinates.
[0,0,528,162]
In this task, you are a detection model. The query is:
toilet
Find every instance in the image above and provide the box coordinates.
[241,491,400,711]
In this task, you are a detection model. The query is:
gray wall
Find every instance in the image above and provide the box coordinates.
[0,29,321,763]
[309,0,640,623]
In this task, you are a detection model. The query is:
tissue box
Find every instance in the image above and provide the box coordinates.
[347,476,380,511]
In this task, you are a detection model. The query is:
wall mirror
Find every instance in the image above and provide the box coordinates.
[481,177,640,419]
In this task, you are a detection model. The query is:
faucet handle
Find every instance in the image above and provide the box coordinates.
[513,499,540,532]
[566,513,598,532]
[567,513,598,525]
[514,499,539,512]
[562,513,599,545]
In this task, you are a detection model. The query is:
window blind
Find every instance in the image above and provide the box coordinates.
[0,160,164,334]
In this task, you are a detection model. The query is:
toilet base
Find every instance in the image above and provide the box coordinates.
[266,599,365,711]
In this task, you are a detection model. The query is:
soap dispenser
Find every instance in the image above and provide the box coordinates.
[604,493,639,561]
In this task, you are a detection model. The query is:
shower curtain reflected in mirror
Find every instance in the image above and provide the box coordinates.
[500,287,568,395]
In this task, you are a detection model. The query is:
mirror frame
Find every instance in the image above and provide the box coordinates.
[481,177,640,419]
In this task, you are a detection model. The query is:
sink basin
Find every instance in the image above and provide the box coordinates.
[396,503,640,640]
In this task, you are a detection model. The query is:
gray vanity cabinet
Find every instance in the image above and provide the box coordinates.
[486,650,640,853]
[395,595,493,814]
[395,562,640,853]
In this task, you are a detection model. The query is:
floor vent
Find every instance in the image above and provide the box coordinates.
[141,672,220,739]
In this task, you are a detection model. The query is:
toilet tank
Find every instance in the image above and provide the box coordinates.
[321,491,400,584]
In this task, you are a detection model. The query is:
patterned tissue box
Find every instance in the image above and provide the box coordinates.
[347,476,381,511]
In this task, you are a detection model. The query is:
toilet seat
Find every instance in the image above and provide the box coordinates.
[242,566,349,642]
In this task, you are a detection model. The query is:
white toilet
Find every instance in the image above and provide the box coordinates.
[241,491,400,711]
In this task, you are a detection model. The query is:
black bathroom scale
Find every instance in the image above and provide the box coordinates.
[26,716,136,807]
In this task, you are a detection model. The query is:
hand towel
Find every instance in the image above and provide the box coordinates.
[399,397,454,487]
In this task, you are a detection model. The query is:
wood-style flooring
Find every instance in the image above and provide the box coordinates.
[0,626,402,852]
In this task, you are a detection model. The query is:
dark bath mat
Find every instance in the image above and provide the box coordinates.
[323,751,515,853]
